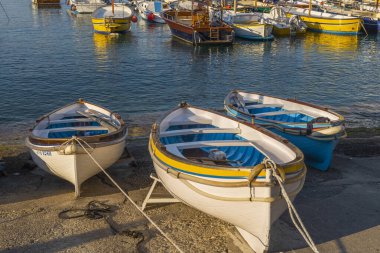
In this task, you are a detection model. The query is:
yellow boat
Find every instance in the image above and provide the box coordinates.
[285,7,362,35]
[92,3,134,34]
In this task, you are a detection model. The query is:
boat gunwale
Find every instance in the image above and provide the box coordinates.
[150,103,304,172]
[224,89,345,123]
[27,100,127,146]
[161,9,233,31]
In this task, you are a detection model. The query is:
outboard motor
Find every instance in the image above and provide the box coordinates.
[289,15,307,33]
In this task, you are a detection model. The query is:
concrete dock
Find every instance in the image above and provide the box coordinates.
[0,127,379,253]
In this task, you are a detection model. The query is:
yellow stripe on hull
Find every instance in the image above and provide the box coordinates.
[287,14,361,34]
[92,18,131,34]
[150,138,303,178]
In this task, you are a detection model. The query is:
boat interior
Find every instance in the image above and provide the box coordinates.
[159,117,266,167]
[33,109,118,139]
[228,93,331,128]
[93,5,132,18]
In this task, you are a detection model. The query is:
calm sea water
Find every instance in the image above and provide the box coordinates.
[0,0,379,140]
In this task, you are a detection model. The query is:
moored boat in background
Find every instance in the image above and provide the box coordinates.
[137,1,170,23]
[285,6,362,34]
[162,8,234,45]
[263,6,307,35]
[221,9,274,40]
[92,2,136,34]
[225,90,346,171]
[26,99,128,196]
[66,0,109,14]
[32,0,60,5]
[149,103,306,253]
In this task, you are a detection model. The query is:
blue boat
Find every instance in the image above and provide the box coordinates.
[224,90,346,171]
[362,17,380,34]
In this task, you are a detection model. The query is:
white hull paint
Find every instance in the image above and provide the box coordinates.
[26,100,128,196]
[152,156,304,253]
[27,136,126,196]
[233,24,273,40]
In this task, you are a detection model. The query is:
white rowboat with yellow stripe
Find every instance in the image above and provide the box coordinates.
[149,103,306,253]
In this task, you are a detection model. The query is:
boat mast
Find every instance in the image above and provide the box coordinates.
[191,0,193,24]
[308,0,311,16]
[376,0,379,13]
[112,0,114,15]
[233,0,236,14]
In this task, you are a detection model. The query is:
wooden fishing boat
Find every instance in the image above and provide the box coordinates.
[26,99,128,196]
[137,1,170,23]
[149,103,306,253]
[262,6,307,35]
[32,0,60,5]
[162,9,234,45]
[92,2,136,34]
[224,90,346,171]
[285,6,362,34]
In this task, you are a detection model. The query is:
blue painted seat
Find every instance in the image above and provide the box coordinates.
[48,130,108,138]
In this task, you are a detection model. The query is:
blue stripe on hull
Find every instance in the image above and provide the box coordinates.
[307,28,360,35]
[237,34,274,41]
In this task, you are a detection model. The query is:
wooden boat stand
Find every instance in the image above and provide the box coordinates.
[141,173,181,211]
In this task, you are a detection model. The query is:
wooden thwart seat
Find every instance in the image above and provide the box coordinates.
[160,128,241,137]
[245,103,283,109]
[165,140,251,150]
[255,110,318,118]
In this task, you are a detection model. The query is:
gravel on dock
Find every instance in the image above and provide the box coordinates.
[0,127,379,253]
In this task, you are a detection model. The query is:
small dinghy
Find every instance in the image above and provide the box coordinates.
[225,90,346,171]
[26,99,128,196]
[149,103,306,253]
[92,1,136,34]
[137,1,170,24]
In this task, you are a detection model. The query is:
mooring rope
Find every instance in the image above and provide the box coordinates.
[0,0,10,22]
[72,136,185,253]
[264,159,319,253]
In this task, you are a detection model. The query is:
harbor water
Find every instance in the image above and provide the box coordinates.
[0,0,379,139]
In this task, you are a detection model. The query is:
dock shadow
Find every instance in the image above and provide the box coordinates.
[269,154,380,252]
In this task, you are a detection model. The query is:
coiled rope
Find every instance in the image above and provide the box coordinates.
[72,137,185,253]
[264,159,319,253]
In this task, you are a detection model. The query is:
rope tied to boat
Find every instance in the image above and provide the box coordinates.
[264,159,319,253]
[71,136,185,253]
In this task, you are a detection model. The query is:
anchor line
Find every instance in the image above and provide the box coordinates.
[72,136,185,253]
[0,0,10,22]
[264,158,319,253]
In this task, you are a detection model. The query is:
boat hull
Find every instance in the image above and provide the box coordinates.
[225,99,344,171]
[26,135,126,196]
[233,23,274,40]
[267,127,338,171]
[140,12,166,24]
[92,18,132,34]
[286,8,361,34]
[150,143,305,253]
[362,18,379,33]
[32,0,60,5]
[162,10,234,45]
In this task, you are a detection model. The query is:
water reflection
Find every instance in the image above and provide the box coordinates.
[304,32,359,53]
[93,33,133,61]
